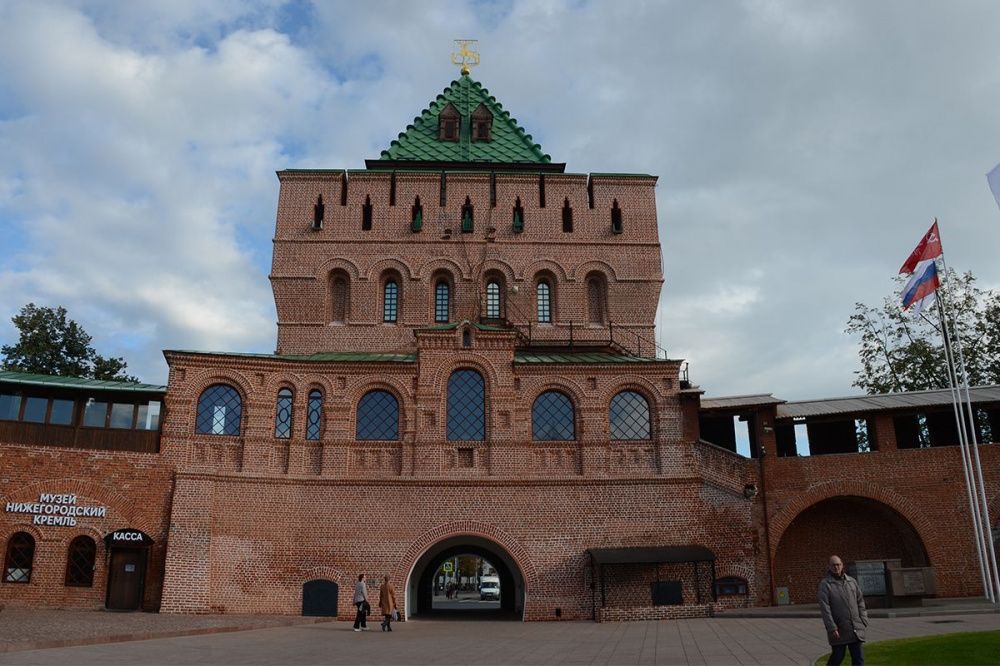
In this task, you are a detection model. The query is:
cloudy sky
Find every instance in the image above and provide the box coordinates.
[1,0,999,400]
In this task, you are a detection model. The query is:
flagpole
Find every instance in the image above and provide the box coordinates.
[935,283,992,601]
[937,250,1000,604]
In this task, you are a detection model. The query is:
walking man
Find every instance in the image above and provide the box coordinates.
[353,573,369,632]
[818,555,868,665]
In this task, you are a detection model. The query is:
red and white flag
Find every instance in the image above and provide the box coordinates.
[899,221,943,313]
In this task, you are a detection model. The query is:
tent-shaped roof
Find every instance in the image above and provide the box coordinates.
[372,74,562,170]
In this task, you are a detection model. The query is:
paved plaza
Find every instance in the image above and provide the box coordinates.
[1,609,997,665]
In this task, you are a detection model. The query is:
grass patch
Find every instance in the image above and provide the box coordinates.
[814,630,1000,665]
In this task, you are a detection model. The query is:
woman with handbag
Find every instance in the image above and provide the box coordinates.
[379,574,398,631]
[352,573,369,631]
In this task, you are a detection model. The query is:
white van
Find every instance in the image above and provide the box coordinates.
[479,575,500,601]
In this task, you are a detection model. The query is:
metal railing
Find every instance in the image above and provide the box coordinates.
[478,292,670,359]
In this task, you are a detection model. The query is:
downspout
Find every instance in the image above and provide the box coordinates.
[758,436,776,606]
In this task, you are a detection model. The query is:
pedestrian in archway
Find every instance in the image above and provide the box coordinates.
[818,555,868,665]
[352,573,369,631]
[379,574,397,631]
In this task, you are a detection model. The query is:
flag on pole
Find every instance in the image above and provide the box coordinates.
[988,163,1000,212]
[899,221,942,274]
[899,221,943,313]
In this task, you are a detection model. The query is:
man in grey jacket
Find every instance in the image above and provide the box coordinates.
[818,555,868,665]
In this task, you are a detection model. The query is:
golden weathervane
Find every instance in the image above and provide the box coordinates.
[451,40,479,75]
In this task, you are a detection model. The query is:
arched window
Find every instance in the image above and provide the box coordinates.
[4,532,34,583]
[383,279,399,323]
[435,280,451,323]
[536,279,552,323]
[715,576,749,596]
[330,271,349,324]
[447,369,485,441]
[65,535,96,587]
[532,391,575,441]
[587,273,608,325]
[357,390,400,440]
[195,384,242,436]
[306,389,324,441]
[485,281,502,320]
[275,387,293,439]
[610,390,652,440]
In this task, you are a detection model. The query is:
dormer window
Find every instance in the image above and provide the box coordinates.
[471,103,492,142]
[439,103,460,142]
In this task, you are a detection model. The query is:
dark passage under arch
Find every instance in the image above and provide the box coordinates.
[408,536,524,620]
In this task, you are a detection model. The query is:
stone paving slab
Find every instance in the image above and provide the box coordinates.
[0,607,329,654]
[1,612,998,665]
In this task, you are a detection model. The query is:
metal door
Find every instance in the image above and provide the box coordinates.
[106,548,146,610]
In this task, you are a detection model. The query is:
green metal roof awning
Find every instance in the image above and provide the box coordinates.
[0,370,166,394]
[165,350,417,363]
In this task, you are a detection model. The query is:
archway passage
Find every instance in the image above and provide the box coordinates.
[408,536,525,620]
[774,496,929,604]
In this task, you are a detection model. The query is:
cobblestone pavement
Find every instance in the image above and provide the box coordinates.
[1,611,998,665]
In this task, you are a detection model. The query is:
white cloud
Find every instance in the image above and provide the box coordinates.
[2,0,1000,401]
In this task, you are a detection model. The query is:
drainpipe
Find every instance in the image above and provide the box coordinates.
[757,420,776,606]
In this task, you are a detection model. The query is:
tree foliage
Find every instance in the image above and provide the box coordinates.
[1,303,140,382]
[846,270,1000,394]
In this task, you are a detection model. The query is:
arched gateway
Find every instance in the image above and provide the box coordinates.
[403,530,531,620]
[774,495,929,603]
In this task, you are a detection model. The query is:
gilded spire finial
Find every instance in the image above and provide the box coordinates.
[451,39,479,76]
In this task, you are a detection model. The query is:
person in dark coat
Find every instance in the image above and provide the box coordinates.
[818,555,868,665]
[379,574,397,631]
[352,573,369,631]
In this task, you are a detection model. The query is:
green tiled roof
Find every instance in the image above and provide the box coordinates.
[514,352,672,364]
[379,74,552,164]
[165,350,416,363]
[0,370,166,393]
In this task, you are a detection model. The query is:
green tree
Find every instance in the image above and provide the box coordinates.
[846,270,1000,394]
[1,303,140,382]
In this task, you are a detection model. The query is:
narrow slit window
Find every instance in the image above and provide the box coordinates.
[461,196,474,233]
[362,195,373,231]
[312,194,324,230]
[435,280,451,323]
[512,197,524,233]
[562,198,573,232]
[537,280,552,323]
[383,279,399,323]
[486,281,502,319]
[275,388,293,439]
[411,196,423,232]
[306,390,323,440]
[611,199,623,234]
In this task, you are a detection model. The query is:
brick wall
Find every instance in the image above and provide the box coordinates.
[0,444,173,610]
[764,446,1000,603]
[270,171,662,355]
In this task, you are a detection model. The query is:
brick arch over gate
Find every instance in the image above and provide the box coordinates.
[769,481,936,563]
[396,521,539,605]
